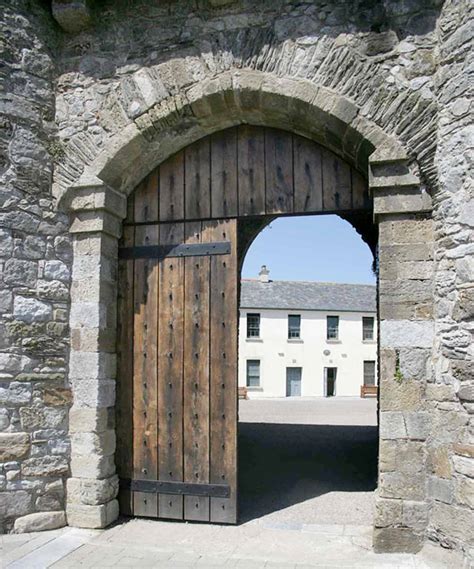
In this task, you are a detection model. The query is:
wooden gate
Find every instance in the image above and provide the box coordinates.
[115,125,371,524]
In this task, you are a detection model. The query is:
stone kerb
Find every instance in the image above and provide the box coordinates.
[65,183,126,528]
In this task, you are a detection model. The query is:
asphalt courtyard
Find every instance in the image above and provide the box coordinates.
[2,398,463,568]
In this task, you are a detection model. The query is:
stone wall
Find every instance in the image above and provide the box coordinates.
[0,0,472,562]
[426,0,474,557]
[0,1,72,533]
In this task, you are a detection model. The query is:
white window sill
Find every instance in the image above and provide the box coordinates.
[362,340,376,344]
[246,338,263,343]
[326,339,341,344]
[287,339,303,344]
[246,387,263,391]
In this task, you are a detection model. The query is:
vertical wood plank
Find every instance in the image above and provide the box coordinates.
[160,152,185,222]
[133,170,159,223]
[293,136,323,213]
[132,205,159,517]
[158,222,185,519]
[322,149,352,211]
[209,218,238,523]
[185,138,211,220]
[211,128,238,218]
[351,169,370,210]
[183,221,211,521]
[237,125,265,216]
[116,224,134,516]
[264,128,294,214]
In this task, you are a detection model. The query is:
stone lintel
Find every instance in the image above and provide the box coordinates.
[374,190,433,217]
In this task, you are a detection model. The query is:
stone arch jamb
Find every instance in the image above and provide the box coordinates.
[63,82,434,554]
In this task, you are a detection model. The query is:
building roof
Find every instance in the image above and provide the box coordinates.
[240,280,376,313]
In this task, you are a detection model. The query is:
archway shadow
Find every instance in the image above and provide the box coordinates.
[238,423,378,523]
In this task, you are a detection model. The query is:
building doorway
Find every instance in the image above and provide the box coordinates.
[324,367,337,397]
[286,367,302,397]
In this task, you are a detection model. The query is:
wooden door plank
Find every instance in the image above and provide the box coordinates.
[294,136,323,213]
[183,221,211,521]
[237,125,265,216]
[208,218,238,523]
[185,138,211,220]
[351,169,370,210]
[116,224,134,516]
[322,149,352,211]
[132,220,159,517]
[134,170,159,223]
[264,128,294,214]
[211,128,238,218]
[160,152,185,222]
[158,222,185,519]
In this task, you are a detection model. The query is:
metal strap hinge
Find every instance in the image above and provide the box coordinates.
[120,478,230,498]
[118,241,231,260]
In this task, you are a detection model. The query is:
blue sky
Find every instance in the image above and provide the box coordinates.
[241,215,375,284]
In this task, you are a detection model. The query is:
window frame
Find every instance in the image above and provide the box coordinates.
[246,313,261,338]
[326,315,339,340]
[246,359,261,388]
[287,314,301,339]
[362,316,375,341]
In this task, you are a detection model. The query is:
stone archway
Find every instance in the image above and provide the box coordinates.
[62,77,434,553]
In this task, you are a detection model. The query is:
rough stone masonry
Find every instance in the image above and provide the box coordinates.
[0,0,472,565]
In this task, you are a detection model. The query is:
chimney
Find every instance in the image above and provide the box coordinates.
[258,265,270,283]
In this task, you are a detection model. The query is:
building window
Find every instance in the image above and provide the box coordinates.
[362,317,375,341]
[327,316,339,340]
[288,315,301,339]
[247,313,260,338]
[246,360,260,387]
[364,361,376,386]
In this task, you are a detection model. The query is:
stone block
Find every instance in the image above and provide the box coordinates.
[66,499,119,529]
[71,430,115,457]
[455,476,474,509]
[379,379,422,412]
[0,433,30,461]
[402,501,429,531]
[69,406,113,433]
[0,382,32,405]
[69,302,106,329]
[428,446,453,478]
[453,456,474,478]
[379,440,424,473]
[70,378,115,409]
[19,406,67,430]
[14,511,66,533]
[405,412,431,440]
[430,502,474,544]
[379,472,425,500]
[22,456,68,477]
[373,527,423,553]
[380,320,434,349]
[0,491,32,520]
[67,475,119,506]
[458,383,474,402]
[374,497,402,527]
[70,454,115,480]
[429,476,454,504]
[4,259,37,287]
[69,352,117,380]
[454,444,474,458]
[41,387,73,406]
[13,297,52,324]
[380,411,407,439]
[399,348,429,380]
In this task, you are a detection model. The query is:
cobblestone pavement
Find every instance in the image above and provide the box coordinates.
[1,518,462,569]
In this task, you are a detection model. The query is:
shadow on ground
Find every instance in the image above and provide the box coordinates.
[238,423,378,523]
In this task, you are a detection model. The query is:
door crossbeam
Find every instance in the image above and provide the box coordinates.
[118,241,231,260]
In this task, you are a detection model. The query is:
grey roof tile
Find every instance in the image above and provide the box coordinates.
[240,280,376,312]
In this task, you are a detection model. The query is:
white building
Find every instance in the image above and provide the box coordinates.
[238,267,378,398]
